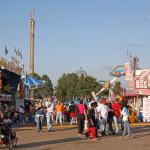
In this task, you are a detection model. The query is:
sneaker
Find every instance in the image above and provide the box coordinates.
[77,134,82,136]
[128,136,134,139]
[92,138,98,141]
[115,130,119,133]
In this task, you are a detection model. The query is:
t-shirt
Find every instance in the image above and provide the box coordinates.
[97,103,110,120]
[55,104,64,113]
[47,102,55,113]
[77,104,86,115]
[112,102,121,118]
[87,109,96,127]
[121,107,129,121]
[19,107,24,114]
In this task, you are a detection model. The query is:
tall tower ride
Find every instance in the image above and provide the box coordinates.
[29,10,35,76]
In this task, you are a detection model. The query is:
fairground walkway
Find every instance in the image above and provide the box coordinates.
[4,122,149,150]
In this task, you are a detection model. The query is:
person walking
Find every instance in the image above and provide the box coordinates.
[35,105,44,133]
[85,102,97,140]
[121,104,133,138]
[77,100,87,135]
[69,101,76,125]
[29,103,35,124]
[107,102,115,135]
[47,98,55,132]
[55,101,64,126]
[97,99,110,135]
[112,99,121,133]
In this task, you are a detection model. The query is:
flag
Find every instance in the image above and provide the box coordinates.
[20,52,22,59]
[4,45,8,55]
[16,49,19,56]
[17,49,22,59]
[14,47,17,55]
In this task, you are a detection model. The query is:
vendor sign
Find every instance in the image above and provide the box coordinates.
[143,96,150,122]
[0,57,22,75]
[125,63,133,81]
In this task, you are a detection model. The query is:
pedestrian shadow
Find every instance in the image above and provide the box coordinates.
[97,126,150,139]
[133,132,150,139]
[35,127,77,133]
[16,136,83,149]
[55,127,77,132]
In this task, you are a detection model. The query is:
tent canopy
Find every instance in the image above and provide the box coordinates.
[23,75,45,89]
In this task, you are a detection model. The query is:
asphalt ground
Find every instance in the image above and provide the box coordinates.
[1,123,150,150]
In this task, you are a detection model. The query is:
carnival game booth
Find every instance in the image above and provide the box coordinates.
[125,91,145,123]
[0,57,21,106]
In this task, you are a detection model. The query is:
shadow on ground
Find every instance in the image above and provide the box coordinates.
[15,126,150,149]
[16,136,83,149]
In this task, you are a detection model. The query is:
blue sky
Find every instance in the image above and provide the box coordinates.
[0,0,150,86]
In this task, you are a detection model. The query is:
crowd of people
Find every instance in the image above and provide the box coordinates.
[76,98,133,140]
[0,97,134,140]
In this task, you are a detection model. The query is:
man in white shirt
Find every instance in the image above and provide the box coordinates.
[46,98,55,132]
[97,99,110,135]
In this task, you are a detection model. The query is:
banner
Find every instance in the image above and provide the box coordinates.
[125,63,133,81]
[135,70,150,89]
[0,57,22,75]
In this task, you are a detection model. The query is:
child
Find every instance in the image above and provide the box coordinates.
[121,104,133,138]
[85,102,97,140]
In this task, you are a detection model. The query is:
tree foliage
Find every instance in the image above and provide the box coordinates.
[41,74,53,97]
[55,73,101,100]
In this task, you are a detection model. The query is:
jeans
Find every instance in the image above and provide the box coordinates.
[77,114,85,134]
[29,112,35,124]
[47,112,53,130]
[19,113,24,123]
[107,117,113,132]
[36,115,43,132]
[113,116,119,132]
[70,117,76,125]
[56,112,62,125]
[122,120,132,137]
[98,118,107,133]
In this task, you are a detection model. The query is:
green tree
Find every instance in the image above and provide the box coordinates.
[76,75,100,98]
[55,73,79,100]
[55,73,100,100]
[33,73,41,80]
[41,74,53,97]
